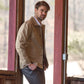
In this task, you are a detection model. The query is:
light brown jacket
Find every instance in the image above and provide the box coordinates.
[16,17,48,69]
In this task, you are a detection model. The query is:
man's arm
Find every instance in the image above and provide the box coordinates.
[43,28,49,70]
[43,51,49,70]
[16,22,32,68]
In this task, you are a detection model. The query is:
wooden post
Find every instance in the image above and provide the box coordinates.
[16,0,25,84]
[8,0,16,71]
[53,0,68,84]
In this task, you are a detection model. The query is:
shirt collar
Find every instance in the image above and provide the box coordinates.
[33,16,41,26]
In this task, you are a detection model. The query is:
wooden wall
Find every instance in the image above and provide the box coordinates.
[67,77,84,84]
[0,71,17,84]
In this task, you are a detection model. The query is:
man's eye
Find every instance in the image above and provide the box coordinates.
[41,9,44,12]
[45,11,48,13]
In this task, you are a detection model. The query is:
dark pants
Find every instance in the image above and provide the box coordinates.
[21,66,45,84]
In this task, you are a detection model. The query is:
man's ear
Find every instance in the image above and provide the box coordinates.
[35,8,38,12]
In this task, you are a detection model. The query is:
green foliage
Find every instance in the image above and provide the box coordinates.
[0,4,9,10]
[68,33,84,60]
[0,17,2,21]
[0,4,4,9]
[0,0,4,9]
[0,0,9,10]
[68,39,79,51]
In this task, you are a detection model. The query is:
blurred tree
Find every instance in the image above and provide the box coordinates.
[69,0,84,31]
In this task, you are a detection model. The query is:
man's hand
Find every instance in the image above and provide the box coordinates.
[28,63,37,70]
[43,65,47,71]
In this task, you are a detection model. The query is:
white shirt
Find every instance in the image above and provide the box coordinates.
[33,16,41,26]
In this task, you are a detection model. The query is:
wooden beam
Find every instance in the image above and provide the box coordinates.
[54,0,65,84]
[15,0,24,84]
[8,0,16,71]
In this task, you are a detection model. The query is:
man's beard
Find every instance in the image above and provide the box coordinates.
[38,15,46,21]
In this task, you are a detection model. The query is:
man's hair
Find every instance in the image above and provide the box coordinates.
[35,1,50,11]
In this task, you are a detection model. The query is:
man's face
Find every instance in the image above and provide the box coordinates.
[35,6,48,21]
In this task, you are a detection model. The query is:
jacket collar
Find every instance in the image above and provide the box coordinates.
[29,16,45,28]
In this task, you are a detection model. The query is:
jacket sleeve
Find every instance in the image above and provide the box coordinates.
[43,28,49,68]
[43,48,49,68]
[16,22,32,68]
